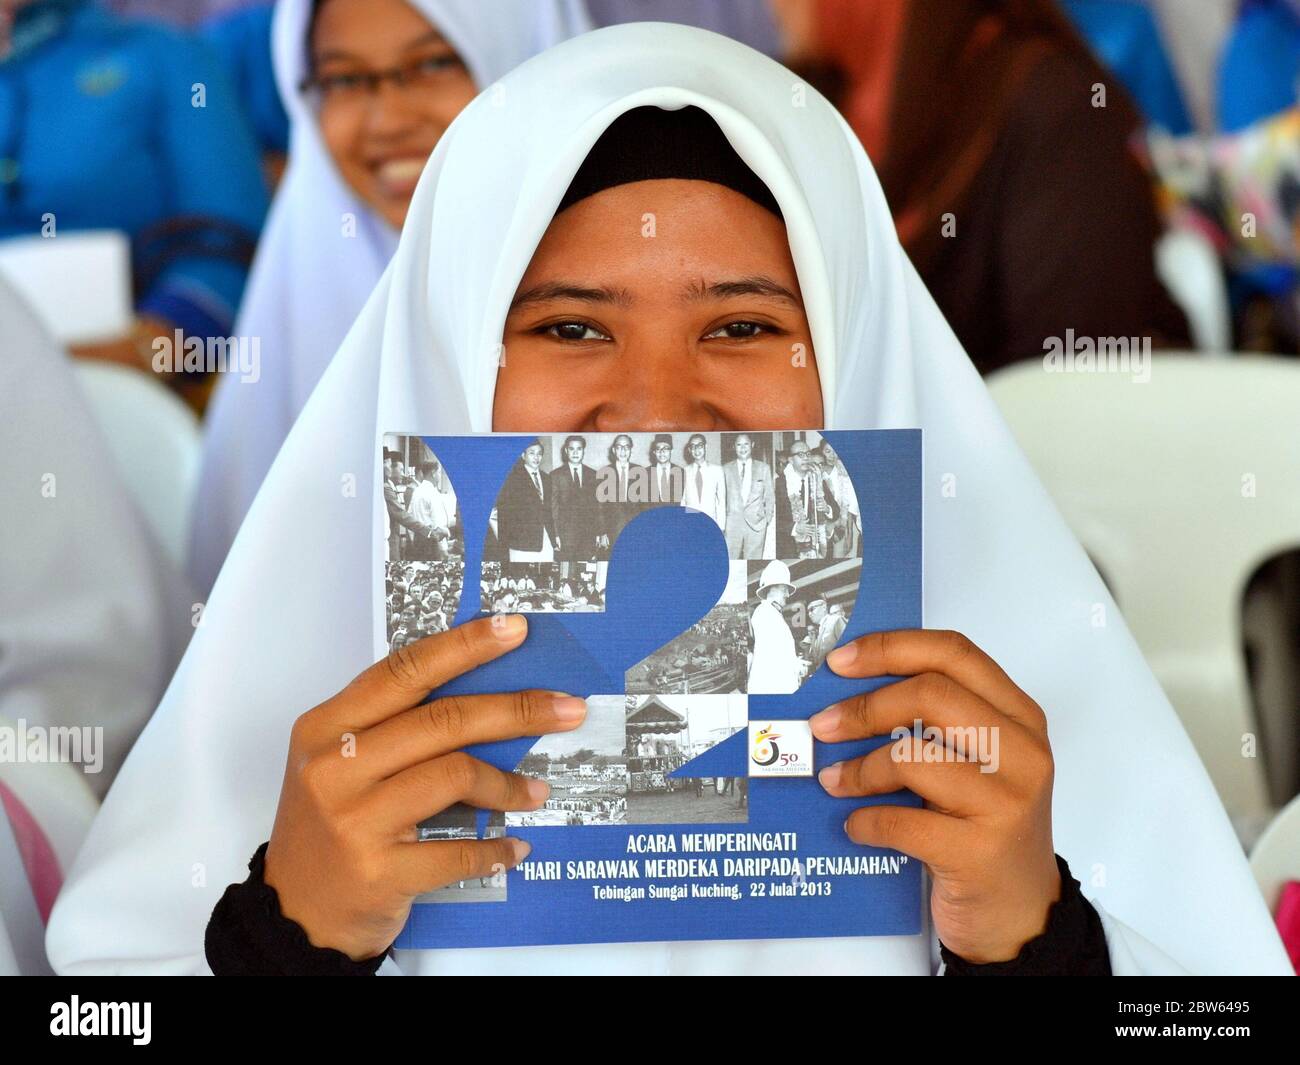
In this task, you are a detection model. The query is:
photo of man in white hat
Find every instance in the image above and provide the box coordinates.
[747,560,803,694]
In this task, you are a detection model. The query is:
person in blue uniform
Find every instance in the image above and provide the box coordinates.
[1059,0,1192,134]
[199,1,288,160]
[0,0,267,377]
[1218,0,1300,133]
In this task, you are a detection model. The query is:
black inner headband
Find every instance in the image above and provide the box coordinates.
[554,105,783,219]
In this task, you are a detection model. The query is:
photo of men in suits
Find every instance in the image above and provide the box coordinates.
[722,432,774,559]
[681,432,726,530]
[497,440,556,562]
[803,597,847,672]
[819,440,862,558]
[406,459,457,561]
[747,561,802,694]
[384,448,425,560]
[646,433,684,505]
[597,433,646,549]
[550,434,602,562]
[776,439,840,560]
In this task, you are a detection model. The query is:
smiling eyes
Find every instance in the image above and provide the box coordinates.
[538,319,778,343]
[546,321,610,342]
[704,321,767,339]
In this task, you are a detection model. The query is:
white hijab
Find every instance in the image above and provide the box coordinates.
[48,23,1289,975]
[1,277,191,973]
[188,0,591,597]
[0,278,191,800]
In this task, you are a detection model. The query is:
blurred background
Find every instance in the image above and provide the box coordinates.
[0,0,1297,973]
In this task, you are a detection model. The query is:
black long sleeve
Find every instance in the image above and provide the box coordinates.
[208,846,1110,975]
[205,842,388,976]
[940,855,1112,976]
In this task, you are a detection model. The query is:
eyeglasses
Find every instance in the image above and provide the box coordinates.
[299,53,468,108]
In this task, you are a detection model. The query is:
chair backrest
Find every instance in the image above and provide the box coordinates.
[0,808,49,975]
[0,231,133,345]
[1155,228,1232,352]
[0,717,100,976]
[0,719,100,880]
[989,355,1300,815]
[1251,793,1300,914]
[73,363,200,570]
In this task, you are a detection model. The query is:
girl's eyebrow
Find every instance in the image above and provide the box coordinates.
[313,30,453,68]
[510,276,801,312]
[684,276,803,307]
[509,281,634,310]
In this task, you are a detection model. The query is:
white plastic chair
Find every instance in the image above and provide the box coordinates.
[0,716,100,976]
[1156,228,1232,352]
[1251,793,1300,915]
[73,362,201,569]
[0,230,133,346]
[989,355,1300,816]
[0,809,48,975]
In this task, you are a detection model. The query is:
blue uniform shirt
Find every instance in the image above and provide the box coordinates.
[1219,0,1300,133]
[1062,0,1194,135]
[0,1,269,338]
[200,2,288,156]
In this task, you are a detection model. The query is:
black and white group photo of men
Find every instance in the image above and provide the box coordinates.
[481,561,606,613]
[485,433,861,572]
[383,434,462,563]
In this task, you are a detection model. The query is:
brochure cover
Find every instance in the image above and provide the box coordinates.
[375,429,922,949]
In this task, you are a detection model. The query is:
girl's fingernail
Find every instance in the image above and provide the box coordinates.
[819,763,842,790]
[551,695,587,721]
[826,644,856,671]
[510,837,531,862]
[525,777,549,803]
[491,613,527,641]
[810,705,841,735]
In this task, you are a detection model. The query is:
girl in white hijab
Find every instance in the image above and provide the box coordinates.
[1,277,192,801]
[48,23,1289,975]
[1,277,192,974]
[188,0,590,597]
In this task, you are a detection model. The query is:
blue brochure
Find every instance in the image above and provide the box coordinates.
[376,429,922,949]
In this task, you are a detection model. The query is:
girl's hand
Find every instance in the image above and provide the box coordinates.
[810,629,1060,964]
[263,614,586,961]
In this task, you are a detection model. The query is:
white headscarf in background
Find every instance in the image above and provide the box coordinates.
[49,24,1290,975]
[0,277,191,972]
[0,278,191,800]
[188,0,591,597]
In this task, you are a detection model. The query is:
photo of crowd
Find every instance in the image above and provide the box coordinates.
[383,434,463,564]
[509,696,629,827]
[626,562,751,695]
[480,561,607,613]
[484,432,862,568]
[385,560,464,653]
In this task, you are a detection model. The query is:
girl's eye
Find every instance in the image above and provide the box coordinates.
[318,71,368,94]
[416,54,460,73]
[704,320,771,340]
[544,321,610,341]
